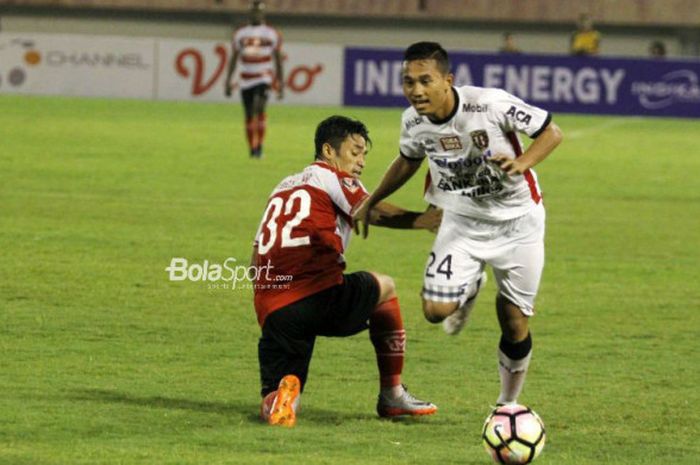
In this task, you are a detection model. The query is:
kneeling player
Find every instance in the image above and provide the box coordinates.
[253,116,439,426]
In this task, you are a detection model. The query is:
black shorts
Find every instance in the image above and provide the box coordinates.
[258,271,380,396]
[240,83,270,119]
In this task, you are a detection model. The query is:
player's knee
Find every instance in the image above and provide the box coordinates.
[372,273,396,303]
[496,294,530,341]
[422,299,458,323]
[502,322,529,343]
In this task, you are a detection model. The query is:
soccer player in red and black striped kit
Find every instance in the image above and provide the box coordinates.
[253,116,439,426]
[224,1,284,158]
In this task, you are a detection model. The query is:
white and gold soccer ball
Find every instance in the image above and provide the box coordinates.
[482,404,546,464]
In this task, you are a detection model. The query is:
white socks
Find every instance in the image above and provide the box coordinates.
[496,332,532,405]
[381,384,403,400]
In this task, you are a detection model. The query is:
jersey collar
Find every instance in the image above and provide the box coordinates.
[312,161,354,178]
[427,87,460,126]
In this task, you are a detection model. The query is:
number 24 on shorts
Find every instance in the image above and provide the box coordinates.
[425,253,453,280]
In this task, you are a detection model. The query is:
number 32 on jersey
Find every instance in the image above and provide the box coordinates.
[257,189,312,255]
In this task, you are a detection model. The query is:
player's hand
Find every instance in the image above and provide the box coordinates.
[352,196,374,239]
[414,206,443,233]
[224,82,233,97]
[491,154,529,176]
[277,86,285,100]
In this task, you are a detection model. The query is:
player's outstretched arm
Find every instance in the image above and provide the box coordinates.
[224,49,240,97]
[273,49,285,99]
[352,155,423,238]
[493,122,563,175]
[368,202,442,232]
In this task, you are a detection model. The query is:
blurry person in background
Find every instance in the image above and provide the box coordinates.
[570,13,600,56]
[499,32,522,54]
[649,40,667,59]
[225,0,284,158]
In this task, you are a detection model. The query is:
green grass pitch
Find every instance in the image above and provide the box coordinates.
[1,94,699,464]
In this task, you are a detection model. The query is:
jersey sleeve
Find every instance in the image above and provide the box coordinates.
[336,175,369,215]
[491,90,552,138]
[314,169,367,216]
[399,117,426,160]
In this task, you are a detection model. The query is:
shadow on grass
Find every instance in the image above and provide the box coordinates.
[70,388,436,426]
[0,452,59,465]
[71,388,258,418]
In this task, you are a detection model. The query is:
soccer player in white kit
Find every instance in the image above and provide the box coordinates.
[354,42,563,406]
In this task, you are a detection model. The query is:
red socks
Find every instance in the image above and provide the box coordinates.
[257,112,267,148]
[369,297,405,388]
[244,114,266,155]
[245,117,258,153]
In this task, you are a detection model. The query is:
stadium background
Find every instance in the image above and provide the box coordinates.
[2,0,700,117]
[2,1,699,465]
[3,0,700,56]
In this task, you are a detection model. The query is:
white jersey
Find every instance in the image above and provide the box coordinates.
[400,86,551,221]
[232,23,282,90]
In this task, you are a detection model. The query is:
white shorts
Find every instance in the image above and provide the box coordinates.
[421,203,545,316]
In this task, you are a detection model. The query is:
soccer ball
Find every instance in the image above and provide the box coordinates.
[482,404,545,464]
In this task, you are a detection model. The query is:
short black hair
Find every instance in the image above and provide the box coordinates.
[649,40,666,55]
[403,42,450,75]
[314,115,371,160]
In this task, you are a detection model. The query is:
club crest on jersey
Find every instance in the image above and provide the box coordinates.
[342,177,360,193]
[470,130,489,149]
[439,136,463,151]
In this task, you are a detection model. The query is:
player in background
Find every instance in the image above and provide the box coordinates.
[499,32,522,54]
[649,40,666,59]
[254,115,440,427]
[570,13,600,56]
[224,0,284,158]
[354,42,563,407]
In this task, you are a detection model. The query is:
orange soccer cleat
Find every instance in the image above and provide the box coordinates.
[266,374,301,427]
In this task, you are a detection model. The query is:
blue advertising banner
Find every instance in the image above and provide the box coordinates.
[343,47,700,118]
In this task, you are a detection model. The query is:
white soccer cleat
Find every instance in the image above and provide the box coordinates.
[442,272,487,336]
[376,385,437,418]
